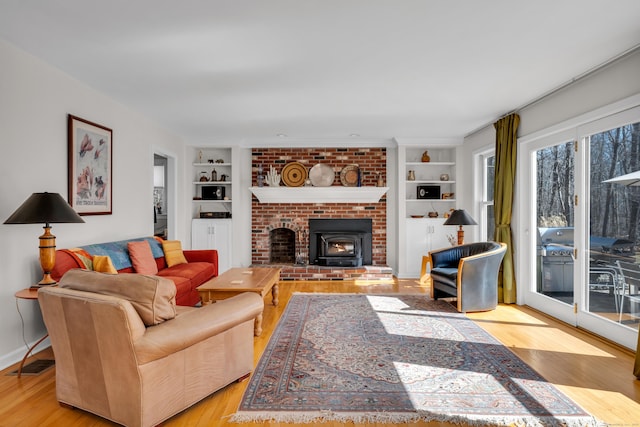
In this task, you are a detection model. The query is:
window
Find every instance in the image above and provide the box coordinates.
[480,152,495,241]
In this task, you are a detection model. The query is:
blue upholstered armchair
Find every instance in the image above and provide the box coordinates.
[429,242,507,312]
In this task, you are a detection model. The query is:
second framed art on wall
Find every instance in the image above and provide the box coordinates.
[68,114,112,215]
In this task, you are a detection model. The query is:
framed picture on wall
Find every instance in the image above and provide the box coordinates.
[68,114,113,215]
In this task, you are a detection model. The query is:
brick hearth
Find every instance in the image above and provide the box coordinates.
[266,264,394,281]
[251,147,390,280]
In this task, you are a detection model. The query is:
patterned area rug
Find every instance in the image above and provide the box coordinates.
[232,294,601,426]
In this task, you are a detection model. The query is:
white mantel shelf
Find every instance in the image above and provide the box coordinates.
[250,186,389,203]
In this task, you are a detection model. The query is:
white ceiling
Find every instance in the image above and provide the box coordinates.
[1,1,639,145]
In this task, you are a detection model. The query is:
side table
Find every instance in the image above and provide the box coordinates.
[15,287,49,378]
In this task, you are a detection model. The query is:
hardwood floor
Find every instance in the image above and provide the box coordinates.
[2,278,639,426]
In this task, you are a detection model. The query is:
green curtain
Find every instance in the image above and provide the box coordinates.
[493,113,519,304]
[635,331,640,378]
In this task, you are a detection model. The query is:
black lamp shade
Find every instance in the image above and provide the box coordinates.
[443,209,477,226]
[4,192,85,225]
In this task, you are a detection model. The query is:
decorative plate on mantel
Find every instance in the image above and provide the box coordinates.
[281,162,307,187]
[340,164,360,186]
[308,163,335,187]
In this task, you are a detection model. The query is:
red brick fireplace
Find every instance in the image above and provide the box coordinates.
[251,147,392,280]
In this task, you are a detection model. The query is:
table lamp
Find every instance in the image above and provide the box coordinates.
[443,209,477,245]
[4,192,85,287]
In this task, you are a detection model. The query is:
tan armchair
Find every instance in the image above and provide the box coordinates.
[429,242,507,312]
[38,269,264,427]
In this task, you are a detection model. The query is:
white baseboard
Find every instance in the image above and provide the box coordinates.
[0,337,51,372]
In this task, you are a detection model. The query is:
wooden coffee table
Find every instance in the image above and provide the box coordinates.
[197,267,281,336]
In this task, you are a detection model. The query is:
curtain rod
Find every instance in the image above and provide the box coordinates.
[465,43,640,138]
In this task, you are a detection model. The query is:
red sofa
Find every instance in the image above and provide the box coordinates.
[50,237,218,306]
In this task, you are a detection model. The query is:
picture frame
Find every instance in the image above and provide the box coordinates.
[68,114,113,215]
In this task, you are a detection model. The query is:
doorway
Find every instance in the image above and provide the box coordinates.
[154,154,168,239]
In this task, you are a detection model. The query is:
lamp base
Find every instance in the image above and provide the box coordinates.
[39,226,57,287]
[457,226,465,245]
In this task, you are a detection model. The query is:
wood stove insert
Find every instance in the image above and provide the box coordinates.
[309,218,372,266]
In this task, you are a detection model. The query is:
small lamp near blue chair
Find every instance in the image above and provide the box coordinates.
[443,209,477,245]
[420,209,477,283]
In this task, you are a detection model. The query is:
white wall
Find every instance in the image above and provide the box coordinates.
[518,50,640,138]
[0,40,186,369]
[463,49,640,151]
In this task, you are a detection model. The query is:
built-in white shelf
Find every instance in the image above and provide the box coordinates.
[249,186,389,203]
[406,199,457,202]
[193,162,232,167]
[193,181,232,185]
[405,161,455,166]
[406,180,456,184]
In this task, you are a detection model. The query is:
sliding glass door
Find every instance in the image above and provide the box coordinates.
[586,118,640,333]
[525,138,577,325]
[536,141,575,303]
[521,106,640,349]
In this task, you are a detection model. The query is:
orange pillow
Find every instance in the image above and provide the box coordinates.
[161,240,188,267]
[93,255,118,274]
[128,241,159,275]
[63,248,94,270]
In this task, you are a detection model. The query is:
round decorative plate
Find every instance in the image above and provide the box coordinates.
[308,163,335,187]
[281,162,308,187]
[340,164,360,186]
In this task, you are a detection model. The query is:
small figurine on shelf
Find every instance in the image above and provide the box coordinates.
[407,170,415,181]
[377,173,384,187]
[421,150,431,162]
[198,150,203,163]
[199,172,209,182]
[428,203,438,217]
